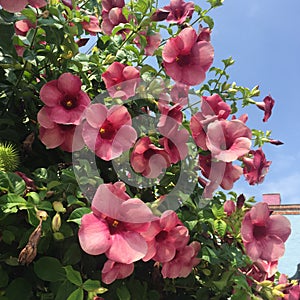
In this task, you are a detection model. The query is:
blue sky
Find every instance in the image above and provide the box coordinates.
[208,0,300,204]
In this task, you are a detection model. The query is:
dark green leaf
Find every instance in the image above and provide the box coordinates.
[66,288,83,300]
[68,207,91,225]
[64,265,82,286]
[34,256,66,282]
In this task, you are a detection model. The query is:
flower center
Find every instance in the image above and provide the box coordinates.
[144,149,156,160]
[155,230,168,242]
[253,225,267,240]
[62,97,77,110]
[176,54,190,67]
[106,217,124,234]
[99,121,116,140]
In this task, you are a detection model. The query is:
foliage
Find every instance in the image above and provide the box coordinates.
[0,0,295,299]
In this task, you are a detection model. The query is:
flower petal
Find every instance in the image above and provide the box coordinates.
[78,213,111,255]
[57,73,82,97]
[106,231,148,264]
[40,80,63,107]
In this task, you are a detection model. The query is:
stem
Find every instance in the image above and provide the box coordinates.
[15,27,39,89]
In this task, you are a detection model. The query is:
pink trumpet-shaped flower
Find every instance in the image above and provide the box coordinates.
[243,148,271,185]
[81,16,101,35]
[82,103,137,161]
[163,0,194,25]
[78,182,157,264]
[206,119,252,162]
[256,95,275,122]
[37,107,84,152]
[101,259,134,284]
[141,210,190,263]
[102,62,140,100]
[161,241,200,278]
[39,73,90,125]
[162,27,214,86]
[0,0,46,12]
[130,137,170,178]
[241,202,291,262]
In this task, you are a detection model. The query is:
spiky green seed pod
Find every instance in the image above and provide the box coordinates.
[0,142,19,172]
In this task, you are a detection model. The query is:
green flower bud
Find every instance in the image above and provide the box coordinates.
[52,201,66,213]
[52,213,61,232]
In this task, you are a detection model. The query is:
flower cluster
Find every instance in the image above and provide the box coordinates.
[79,182,200,284]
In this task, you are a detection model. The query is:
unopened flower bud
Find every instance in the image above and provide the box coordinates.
[237,194,245,209]
[53,201,66,213]
[269,139,284,146]
[52,213,61,232]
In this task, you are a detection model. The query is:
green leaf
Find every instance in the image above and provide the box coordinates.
[64,265,82,286]
[0,268,9,288]
[202,15,214,29]
[5,278,32,300]
[117,284,131,300]
[62,243,82,265]
[211,204,224,219]
[67,288,83,300]
[21,8,37,24]
[213,271,233,291]
[82,279,105,292]
[34,256,66,282]
[213,219,227,237]
[68,207,91,225]
[0,171,26,195]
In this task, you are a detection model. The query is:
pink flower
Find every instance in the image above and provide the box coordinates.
[201,94,231,121]
[101,0,127,35]
[157,103,183,136]
[162,27,214,86]
[102,259,134,284]
[150,9,170,22]
[206,119,252,162]
[39,73,90,125]
[141,210,190,262]
[159,126,189,164]
[243,148,271,185]
[134,30,161,56]
[78,182,157,264]
[170,83,189,107]
[82,104,137,161]
[163,0,194,24]
[161,241,200,278]
[241,202,291,262]
[102,62,140,100]
[130,137,170,178]
[190,94,231,150]
[81,16,101,35]
[199,153,242,198]
[0,0,46,12]
[256,95,275,122]
[14,19,35,36]
[224,200,236,216]
[37,107,84,152]
[197,26,211,42]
